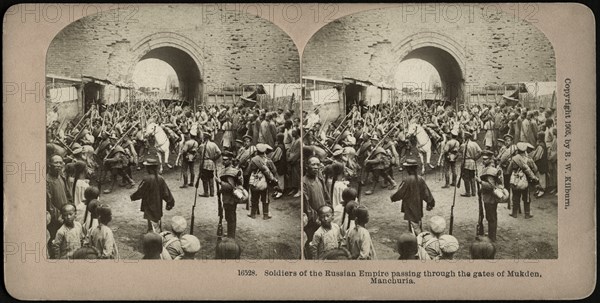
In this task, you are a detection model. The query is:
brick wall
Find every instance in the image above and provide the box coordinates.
[46,5,300,93]
[302,5,556,98]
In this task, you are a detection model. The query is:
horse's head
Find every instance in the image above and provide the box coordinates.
[145,122,156,137]
[406,123,418,137]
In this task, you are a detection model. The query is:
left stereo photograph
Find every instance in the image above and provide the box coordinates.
[45,4,302,260]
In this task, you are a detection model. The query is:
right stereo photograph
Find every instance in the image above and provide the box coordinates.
[300,4,557,260]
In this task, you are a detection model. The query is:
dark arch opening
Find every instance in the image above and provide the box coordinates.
[402,46,464,102]
[138,46,202,106]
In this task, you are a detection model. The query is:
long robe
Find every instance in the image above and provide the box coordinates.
[390,174,435,222]
[130,174,175,222]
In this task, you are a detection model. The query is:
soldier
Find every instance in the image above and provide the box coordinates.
[237,134,257,191]
[476,166,509,242]
[217,151,243,238]
[103,134,135,194]
[247,144,279,220]
[498,134,518,191]
[364,135,396,195]
[195,128,222,197]
[507,142,539,219]
[441,129,460,188]
[458,131,482,197]
[178,131,198,188]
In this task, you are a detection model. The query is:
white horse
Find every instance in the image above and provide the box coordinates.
[145,122,171,173]
[406,122,434,174]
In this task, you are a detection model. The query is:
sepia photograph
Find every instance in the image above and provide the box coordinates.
[44,4,302,260]
[301,4,558,260]
[2,3,595,300]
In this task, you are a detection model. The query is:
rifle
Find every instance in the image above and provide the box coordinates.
[190,140,208,235]
[356,124,399,203]
[216,166,224,242]
[449,136,469,235]
[103,122,139,162]
[475,167,485,236]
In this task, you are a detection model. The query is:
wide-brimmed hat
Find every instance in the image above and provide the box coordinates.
[402,159,419,167]
[142,158,161,166]
[242,135,252,141]
[463,131,472,138]
[503,134,514,140]
[235,139,244,144]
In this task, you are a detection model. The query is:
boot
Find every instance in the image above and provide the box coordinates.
[104,179,117,194]
[189,173,195,187]
[510,201,518,218]
[524,203,533,219]
[200,180,209,197]
[181,175,188,188]
[208,178,215,197]
[365,183,376,195]
[263,202,271,220]
[248,204,257,219]
[227,224,236,239]
[442,176,450,188]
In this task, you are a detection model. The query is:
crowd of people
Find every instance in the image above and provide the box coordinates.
[302,99,558,260]
[46,98,302,259]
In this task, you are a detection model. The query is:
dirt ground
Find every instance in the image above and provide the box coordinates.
[95,154,301,260]
[358,141,558,260]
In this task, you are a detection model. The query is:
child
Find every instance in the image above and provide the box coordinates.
[416,215,446,260]
[309,205,343,260]
[81,186,100,232]
[330,163,349,227]
[159,216,187,259]
[72,246,100,260]
[215,237,242,260]
[346,206,377,260]
[52,204,85,259]
[340,188,358,236]
[142,232,164,259]
[89,204,118,259]
[175,234,201,260]
[396,233,419,260]
[439,234,459,260]
[470,236,496,259]
[71,161,90,213]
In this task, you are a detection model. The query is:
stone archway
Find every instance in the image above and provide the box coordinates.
[128,32,205,108]
[392,32,467,103]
